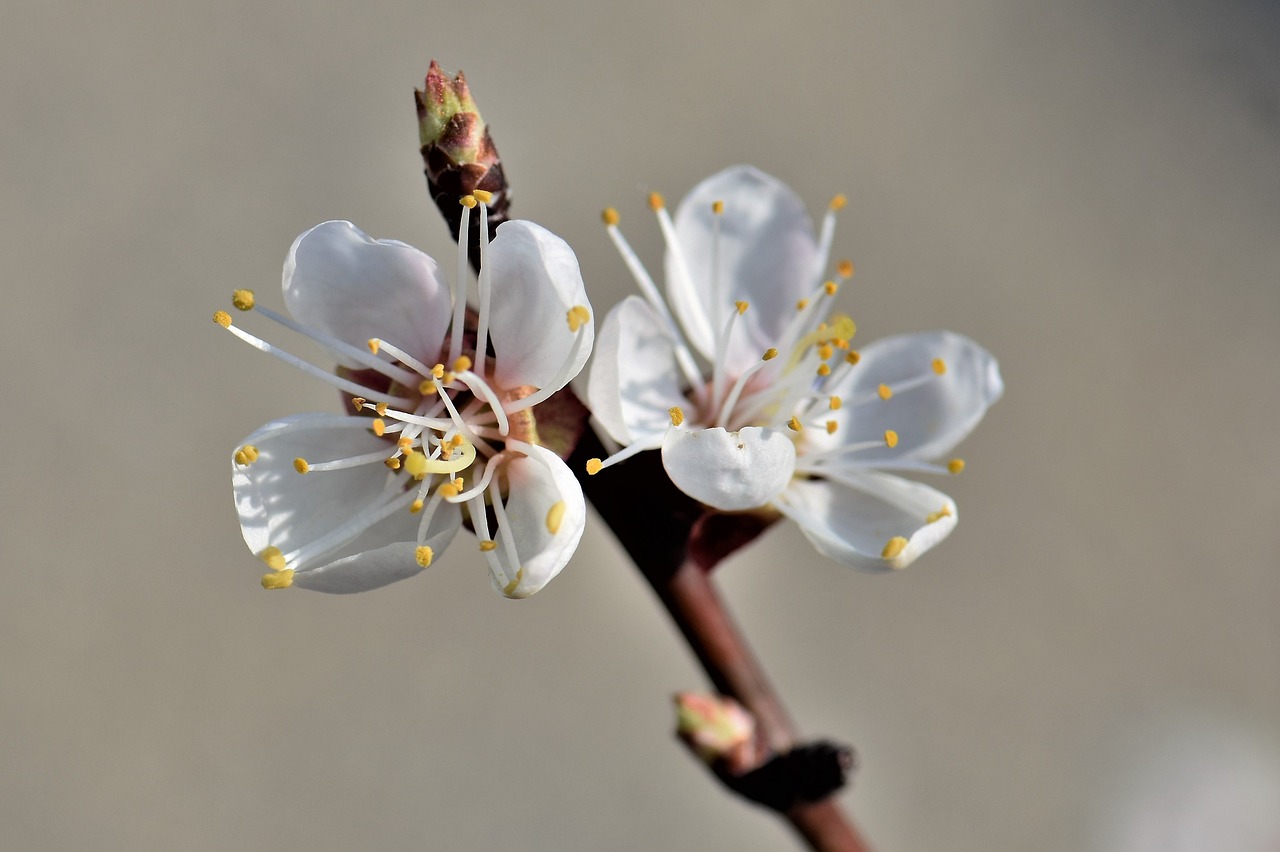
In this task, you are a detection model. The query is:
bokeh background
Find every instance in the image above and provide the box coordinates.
[3,1,1278,849]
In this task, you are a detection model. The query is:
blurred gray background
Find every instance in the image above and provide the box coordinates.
[3,1,1278,849]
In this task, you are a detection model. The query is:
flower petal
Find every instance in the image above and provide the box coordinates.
[486,220,593,393]
[662,426,796,511]
[815,331,1003,463]
[585,295,687,445]
[283,221,452,368]
[232,412,462,591]
[233,413,397,557]
[775,472,958,572]
[490,445,586,598]
[667,166,818,362]
[291,503,461,594]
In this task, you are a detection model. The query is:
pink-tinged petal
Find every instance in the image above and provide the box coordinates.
[283,221,452,368]
[775,472,957,572]
[486,220,593,393]
[815,331,1003,463]
[586,296,687,445]
[489,445,585,598]
[667,166,818,362]
[662,426,796,511]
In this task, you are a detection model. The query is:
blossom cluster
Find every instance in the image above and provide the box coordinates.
[217,167,1001,596]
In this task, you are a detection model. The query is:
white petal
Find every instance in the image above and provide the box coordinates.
[775,472,957,572]
[667,166,818,362]
[816,331,1003,463]
[662,426,796,511]
[232,413,462,592]
[486,220,594,392]
[291,504,461,594]
[283,221,452,368]
[585,296,687,445]
[490,445,586,598]
[233,413,397,557]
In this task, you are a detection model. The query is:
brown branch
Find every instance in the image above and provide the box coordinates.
[569,431,873,852]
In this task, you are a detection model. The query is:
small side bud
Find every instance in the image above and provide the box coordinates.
[674,692,759,776]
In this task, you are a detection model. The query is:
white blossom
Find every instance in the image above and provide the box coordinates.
[586,166,1002,570]
[216,196,592,597]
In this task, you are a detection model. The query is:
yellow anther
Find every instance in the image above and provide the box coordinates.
[932,358,947,375]
[925,505,953,524]
[375,402,388,416]
[259,546,286,571]
[402,450,428,478]
[712,199,725,215]
[787,416,803,432]
[351,396,366,411]
[231,289,255,311]
[384,457,401,470]
[415,546,434,567]
[823,281,839,296]
[234,449,249,466]
[451,477,464,490]
[546,500,567,535]
[419,379,437,394]
[397,436,414,450]
[877,383,893,400]
[881,536,908,559]
[796,298,809,311]
[829,193,848,211]
[472,189,493,204]
[460,195,477,208]
[567,305,591,332]
[818,344,834,361]
[235,445,259,465]
[648,191,665,210]
[409,499,425,514]
[449,434,466,448]
[453,355,473,373]
[431,363,445,379]
[586,458,603,476]
[438,482,461,499]
[816,363,832,377]
[260,569,295,590]
[601,207,620,226]
[293,458,310,475]
[826,420,838,435]
[833,337,850,350]
[479,540,498,553]
[735,300,749,315]
[947,458,966,475]
[837,259,855,279]
[212,310,232,328]
[502,568,525,597]
[884,429,899,448]
[846,350,861,365]
[762,348,778,361]
[829,395,842,410]
[441,371,456,385]
[372,418,386,437]
[367,338,381,354]
[669,406,685,427]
